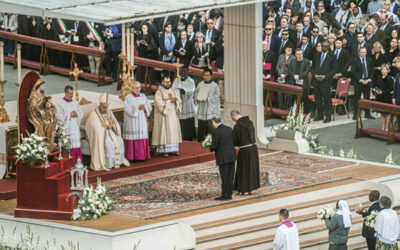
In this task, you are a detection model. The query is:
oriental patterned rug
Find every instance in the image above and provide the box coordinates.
[105,153,351,219]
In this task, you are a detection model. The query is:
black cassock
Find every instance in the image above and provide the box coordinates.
[232,116,260,193]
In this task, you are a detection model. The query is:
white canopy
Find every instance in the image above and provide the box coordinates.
[0,0,265,25]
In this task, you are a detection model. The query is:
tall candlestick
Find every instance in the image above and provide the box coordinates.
[0,41,4,81]
[130,29,134,66]
[126,27,131,63]
[122,23,126,54]
[17,44,21,84]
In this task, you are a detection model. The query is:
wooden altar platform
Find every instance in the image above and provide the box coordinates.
[0,141,215,201]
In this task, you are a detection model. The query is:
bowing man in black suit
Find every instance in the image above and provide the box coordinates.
[351,47,375,120]
[355,190,383,250]
[209,116,237,201]
[287,48,311,112]
[311,41,336,123]
[332,38,350,87]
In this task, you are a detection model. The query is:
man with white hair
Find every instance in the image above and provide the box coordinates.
[123,82,152,161]
[85,93,129,171]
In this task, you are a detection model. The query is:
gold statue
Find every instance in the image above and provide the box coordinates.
[119,61,132,101]
[27,79,57,150]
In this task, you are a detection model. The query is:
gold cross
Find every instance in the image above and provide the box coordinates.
[173,58,184,77]
[69,63,83,102]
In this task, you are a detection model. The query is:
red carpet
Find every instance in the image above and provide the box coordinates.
[0,141,214,201]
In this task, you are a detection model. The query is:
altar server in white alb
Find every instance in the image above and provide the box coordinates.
[273,209,300,250]
[374,196,400,250]
[172,66,196,141]
[85,93,129,171]
[152,74,182,157]
[195,68,221,142]
[123,82,152,161]
[56,85,83,162]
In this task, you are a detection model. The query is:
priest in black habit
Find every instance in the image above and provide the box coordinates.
[230,110,260,195]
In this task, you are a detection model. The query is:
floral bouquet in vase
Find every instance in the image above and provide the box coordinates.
[364,210,379,228]
[317,205,335,220]
[202,134,212,148]
[70,178,113,221]
[55,125,70,157]
[14,133,48,166]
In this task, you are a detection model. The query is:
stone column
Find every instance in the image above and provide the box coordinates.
[224,3,268,145]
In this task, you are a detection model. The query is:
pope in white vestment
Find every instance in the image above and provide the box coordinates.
[85,93,130,171]
[152,76,182,156]
[56,86,83,162]
[123,82,152,161]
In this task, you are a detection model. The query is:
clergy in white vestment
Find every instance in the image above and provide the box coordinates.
[123,82,152,161]
[152,75,182,157]
[56,85,83,162]
[85,93,129,171]
[374,196,400,250]
[273,209,300,250]
[172,66,196,140]
[195,68,221,142]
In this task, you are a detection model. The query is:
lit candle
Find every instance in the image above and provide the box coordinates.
[17,44,21,84]
[122,23,126,54]
[0,41,4,81]
[131,28,134,66]
[126,27,130,63]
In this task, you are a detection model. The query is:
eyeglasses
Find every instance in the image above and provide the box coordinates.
[282,33,289,35]
[312,31,318,33]
[207,22,213,25]
[265,28,272,31]
[267,20,274,22]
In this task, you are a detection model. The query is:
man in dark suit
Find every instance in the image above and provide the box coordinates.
[310,26,323,48]
[287,48,311,112]
[264,24,281,56]
[378,12,393,37]
[351,47,375,120]
[278,30,294,55]
[365,24,378,48]
[209,116,237,201]
[311,41,335,123]
[345,22,358,45]
[300,36,313,60]
[332,38,351,83]
[295,22,305,48]
[202,19,219,60]
[356,190,382,250]
[353,32,372,58]
[302,16,313,38]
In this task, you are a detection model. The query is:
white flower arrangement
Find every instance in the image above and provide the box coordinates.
[317,205,335,220]
[0,225,80,249]
[364,210,379,228]
[202,134,213,148]
[55,125,70,150]
[14,132,49,166]
[70,178,113,221]
[279,104,325,153]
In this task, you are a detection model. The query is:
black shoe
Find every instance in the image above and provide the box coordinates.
[323,117,331,123]
[215,196,224,200]
[314,116,323,121]
[221,197,232,200]
[365,115,375,119]
[120,164,127,168]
